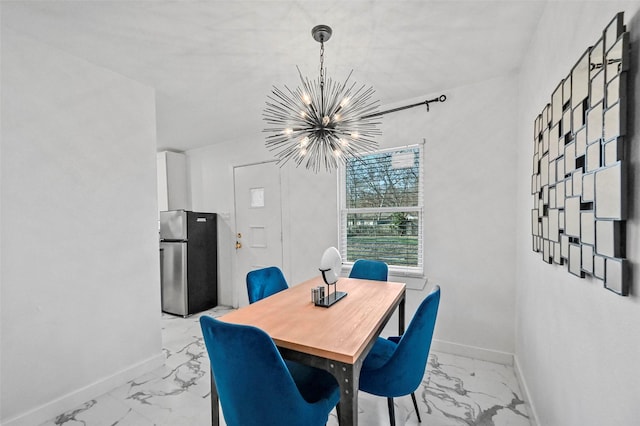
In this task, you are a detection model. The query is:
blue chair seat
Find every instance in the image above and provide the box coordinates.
[361,337,397,372]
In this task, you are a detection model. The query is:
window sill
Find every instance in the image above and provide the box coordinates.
[341,265,427,290]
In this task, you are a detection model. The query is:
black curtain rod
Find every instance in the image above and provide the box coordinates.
[362,94,447,119]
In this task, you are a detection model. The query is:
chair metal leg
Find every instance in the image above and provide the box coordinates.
[411,392,421,422]
[387,397,396,426]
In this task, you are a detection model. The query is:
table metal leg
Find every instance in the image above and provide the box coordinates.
[328,360,361,426]
[399,294,406,335]
[210,370,219,426]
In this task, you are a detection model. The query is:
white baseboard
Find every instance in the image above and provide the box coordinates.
[431,338,515,365]
[513,354,540,426]
[3,352,165,426]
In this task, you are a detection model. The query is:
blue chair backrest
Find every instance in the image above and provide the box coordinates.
[379,285,440,396]
[349,259,388,281]
[246,266,288,304]
[200,316,330,426]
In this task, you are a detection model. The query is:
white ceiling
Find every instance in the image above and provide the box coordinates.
[2,0,547,152]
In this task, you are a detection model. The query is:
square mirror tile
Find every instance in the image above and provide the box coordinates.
[603,138,623,166]
[554,242,563,265]
[564,142,576,174]
[606,33,629,83]
[565,196,581,237]
[575,127,587,157]
[572,169,583,197]
[561,234,570,259]
[581,211,595,245]
[590,69,605,106]
[595,220,621,258]
[604,102,623,141]
[581,244,594,273]
[594,255,606,280]
[582,172,595,202]
[549,209,559,242]
[586,141,601,172]
[604,13,623,51]
[569,244,584,278]
[586,101,603,144]
[595,162,624,219]
[605,258,627,296]
[552,82,563,125]
[572,49,590,107]
[543,239,551,264]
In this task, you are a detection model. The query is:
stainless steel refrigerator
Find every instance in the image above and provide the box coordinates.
[160,210,218,316]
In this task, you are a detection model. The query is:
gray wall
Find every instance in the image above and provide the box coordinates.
[1,29,163,425]
[515,2,640,425]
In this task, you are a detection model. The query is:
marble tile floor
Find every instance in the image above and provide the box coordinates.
[40,306,531,426]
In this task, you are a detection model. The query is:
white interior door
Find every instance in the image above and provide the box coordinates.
[233,161,283,307]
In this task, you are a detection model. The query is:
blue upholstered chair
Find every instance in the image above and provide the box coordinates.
[246,266,289,304]
[200,315,340,426]
[348,259,388,281]
[359,285,441,426]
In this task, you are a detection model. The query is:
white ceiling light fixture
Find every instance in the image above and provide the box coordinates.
[263,25,382,173]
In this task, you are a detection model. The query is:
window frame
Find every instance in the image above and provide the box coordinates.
[338,143,425,277]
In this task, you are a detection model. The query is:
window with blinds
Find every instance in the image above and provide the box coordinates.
[339,144,424,276]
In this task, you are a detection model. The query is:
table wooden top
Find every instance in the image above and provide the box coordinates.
[219,276,406,364]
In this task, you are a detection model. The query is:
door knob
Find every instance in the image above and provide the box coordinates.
[236,241,242,249]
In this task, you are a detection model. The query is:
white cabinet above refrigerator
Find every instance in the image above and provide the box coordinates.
[157,151,188,211]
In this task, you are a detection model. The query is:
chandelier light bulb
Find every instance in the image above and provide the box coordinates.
[340,97,350,107]
[300,136,309,147]
[322,116,330,126]
[284,128,293,136]
[350,131,359,139]
[302,93,311,105]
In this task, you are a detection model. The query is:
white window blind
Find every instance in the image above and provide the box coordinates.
[339,144,424,276]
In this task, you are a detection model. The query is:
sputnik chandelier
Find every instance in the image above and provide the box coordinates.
[263,25,382,172]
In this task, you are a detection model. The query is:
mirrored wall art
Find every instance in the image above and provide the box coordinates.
[531,12,629,296]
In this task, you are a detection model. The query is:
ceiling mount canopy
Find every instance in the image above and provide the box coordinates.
[311,24,332,43]
[263,24,382,173]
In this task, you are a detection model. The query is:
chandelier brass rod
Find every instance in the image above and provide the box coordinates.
[361,94,447,119]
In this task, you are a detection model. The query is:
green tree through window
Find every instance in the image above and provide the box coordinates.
[340,145,423,273]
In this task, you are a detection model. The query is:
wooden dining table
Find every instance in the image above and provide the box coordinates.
[212,275,406,426]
